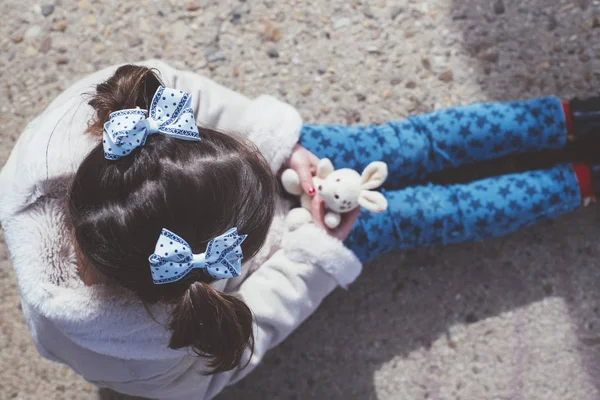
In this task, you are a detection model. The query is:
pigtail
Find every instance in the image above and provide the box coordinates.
[86,65,163,136]
[168,281,255,374]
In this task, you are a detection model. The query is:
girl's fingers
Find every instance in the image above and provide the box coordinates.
[308,152,320,168]
[297,164,316,196]
[311,196,327,230]
[286,145,319,196]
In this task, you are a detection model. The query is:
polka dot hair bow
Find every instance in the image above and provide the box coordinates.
[148,228,247,284]
[102,86,200,160]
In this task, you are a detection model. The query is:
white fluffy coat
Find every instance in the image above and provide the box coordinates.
[0,60,362,400]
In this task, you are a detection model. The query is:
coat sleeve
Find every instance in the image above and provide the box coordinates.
[202,224,362,398]
[147,59,303,174]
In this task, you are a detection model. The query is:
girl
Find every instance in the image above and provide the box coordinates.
[0,59,597,399]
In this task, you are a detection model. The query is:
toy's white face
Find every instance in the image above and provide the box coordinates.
[316,169,362,213]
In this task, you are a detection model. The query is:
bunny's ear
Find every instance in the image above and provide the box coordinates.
[360,162,388,190]
[316,158,335,179]
[358,190,388,213]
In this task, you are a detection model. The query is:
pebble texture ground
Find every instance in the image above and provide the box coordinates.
[1,0,600,399]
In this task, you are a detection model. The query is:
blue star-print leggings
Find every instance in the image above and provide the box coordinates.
[299,97,582,262]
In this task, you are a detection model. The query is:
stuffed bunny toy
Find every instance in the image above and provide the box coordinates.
[281,158,388,231]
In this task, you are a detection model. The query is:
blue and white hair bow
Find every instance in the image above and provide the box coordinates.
[103,86,200,160]
[149,228,247,284]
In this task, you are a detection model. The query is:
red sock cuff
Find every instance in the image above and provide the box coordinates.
[562,101,576,139]
[572,163,594,204]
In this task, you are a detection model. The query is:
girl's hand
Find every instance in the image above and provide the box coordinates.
[311,196,361,241]
[285,144,320,196]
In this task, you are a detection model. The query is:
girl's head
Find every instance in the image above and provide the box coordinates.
[68,65,277,373]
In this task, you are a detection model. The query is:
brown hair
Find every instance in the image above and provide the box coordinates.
[68,65,277,373]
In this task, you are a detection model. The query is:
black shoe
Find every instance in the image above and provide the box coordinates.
[561,136,600,164]
[590,164,600,201]
[570,96,600,139]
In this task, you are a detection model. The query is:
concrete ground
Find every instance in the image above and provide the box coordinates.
[1,0,600,399]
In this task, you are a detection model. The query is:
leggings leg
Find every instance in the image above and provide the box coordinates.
[300,97,568,187]
[345,163,581,262]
